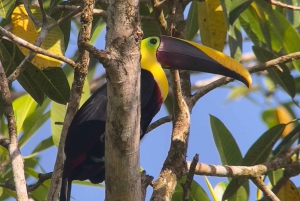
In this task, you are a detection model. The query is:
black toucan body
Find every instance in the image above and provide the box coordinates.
[59,36,252,201]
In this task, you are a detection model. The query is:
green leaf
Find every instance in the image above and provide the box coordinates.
[268,168,284,187]
[229,0,253,25]
[243,124,285,165]
[49,0,62,13]
[210,115,242,166]
[0,0,15,19]
[252,46,296,98]
[228,21,243,61]
[228,185,247,201]
[256,0,300,73]
[186,0,198,41]
[198,0,227,51]
[261,109,277,128]
[1,40,45,104]
[286,0,300,28]
[140,3,160,38]
[239,5,266,46]
[51,101,66,147]
[12,94,37,134]
[25,168,49,201]
[172,176,210,201]
[30,136,54,156]
[273,124,300,156]
[223,124,285,200]
[51,2,71,50]
[25,66,70,104]
[51,65,90,146]
[19,99,51,148]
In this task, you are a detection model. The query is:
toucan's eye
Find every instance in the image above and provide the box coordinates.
[150,38,157,45]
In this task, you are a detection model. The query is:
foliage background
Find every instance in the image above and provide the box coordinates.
[1,0,300,200]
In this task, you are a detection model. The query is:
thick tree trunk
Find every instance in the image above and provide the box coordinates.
[104,0,142,201]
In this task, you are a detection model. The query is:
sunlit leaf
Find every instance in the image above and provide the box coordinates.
[11,5,65,69]
[276,179,300,201]
[268,169,284,187]
[198,0,227,51]
[214,182,228,201]
[1,40,45,104]
[255,1,300,73]
[12,94,37,134]
[204,176,218,201]
[276,106,295,138]
[228,0,253,25]
[51,66,91,146]
[19,99,51,148]
[0,0,15,19]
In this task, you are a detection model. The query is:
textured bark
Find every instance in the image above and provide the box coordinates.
[0,61,28,200]
[104,0,142,200]
[46,1,93,200]
[151,70,190,201]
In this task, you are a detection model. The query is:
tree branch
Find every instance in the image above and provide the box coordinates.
[0,172,53,192]
[104,0,143,200]
[268,0,300,10]
[0,27,76,68]
[0,133,10,150]
[190,51,300,107]
[146,115,172,134]
[251,177,280,201]
[182,154,199,201]
[47,1,94,200]
[0,61,28,200]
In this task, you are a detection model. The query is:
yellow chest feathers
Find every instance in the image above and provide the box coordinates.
[140,51,168,101]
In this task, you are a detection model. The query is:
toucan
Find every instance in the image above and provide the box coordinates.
[59,36,252,201]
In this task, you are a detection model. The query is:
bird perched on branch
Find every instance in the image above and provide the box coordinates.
[59,36,252,201]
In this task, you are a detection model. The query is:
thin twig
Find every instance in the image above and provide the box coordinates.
[47,0,94,200]
[37,0,48,24]
[191,51,300,107]
[187,159,299,178]
[269,0,300,10]
[0,172,53,192]
[47,8,82,30]
[0,27,76,69]
[0,61,28,200]
[251,177,280,201]
[182,154,199,201]
[0,133,10,150]
[23,0,43,27]
[141,171,154,201]
[146,115,172,134]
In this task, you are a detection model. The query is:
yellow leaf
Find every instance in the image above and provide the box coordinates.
[11,4,64,70]
[276,106,294,138]
[276,179,300,201]
[197,0,227,51]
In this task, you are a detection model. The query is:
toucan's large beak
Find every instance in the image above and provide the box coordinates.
[156,36,252,88]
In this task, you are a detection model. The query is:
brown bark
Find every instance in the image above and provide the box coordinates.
[46,1,94,200]
[0,61,28,200]
[104,0,142,200]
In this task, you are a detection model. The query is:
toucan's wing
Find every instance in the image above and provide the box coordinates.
[64,84,107,161]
